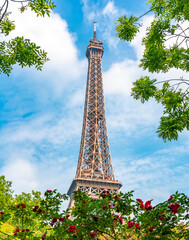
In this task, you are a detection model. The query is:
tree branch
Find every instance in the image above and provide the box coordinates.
[138,6,159,20]
[0,0,8,22]
[154,79,189,85]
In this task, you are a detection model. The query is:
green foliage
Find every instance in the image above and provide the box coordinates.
[0,176,13,211]
[0,37,49,76]
[115,16,141,42]
[0,0,56,76]
[131,76,157,103]
[29,0,56,17]
[0,16,15,36]
[115,0,189,141]
[131,77,189,141]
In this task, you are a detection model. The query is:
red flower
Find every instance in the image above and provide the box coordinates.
[168,203,180,214]
[68,225,76,232]
[148,227,153,232]
[135,223,140,229]
[66,214,70,219]
[89,232,97,237]
[128,221,134,227]
[119,217,123,224]
[168,195,173,201]
[82,201,86,204]
[159,216,164,220]
[38,208,43,214]
[148,225,155,232]
[26,229,30,232]
[59,217,64,221]
[0,211,4,217]
[44,190,52,195]
[33,206,39,212]
[140,203,145,209]
[21,204,26,208]
[114,195,118,200]
[185,214,189,218]
[136,198,143,203]
[16,204,20,208]
[47,190,52,193]
[14,228,20,235]
[113,215,119,220]
[50,222,54,226]
[42,233,46,240]
[102,205,107,210]
[93,216,98,221]
[145,200,153,210]
[52,217,57,223]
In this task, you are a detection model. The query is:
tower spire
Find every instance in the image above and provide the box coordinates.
[67,26,122,208]
[93,21,97,40]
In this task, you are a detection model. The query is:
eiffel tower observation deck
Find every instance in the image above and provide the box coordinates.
[67,22,122,208]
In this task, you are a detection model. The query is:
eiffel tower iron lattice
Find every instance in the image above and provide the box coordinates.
[67,22,122,208]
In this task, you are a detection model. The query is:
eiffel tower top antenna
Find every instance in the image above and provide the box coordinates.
[93,21,97,40]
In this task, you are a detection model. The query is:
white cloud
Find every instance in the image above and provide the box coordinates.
[103,1,118,15]
[3,2,86,95]
[113,153,189,203]
[2,158,38,193]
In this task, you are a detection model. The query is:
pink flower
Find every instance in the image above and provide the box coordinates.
[89,232,97,237]
[135,223,140,229]
[128,221,134,227]
[68,225,76,232]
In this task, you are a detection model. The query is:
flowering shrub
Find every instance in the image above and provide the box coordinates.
[0,184,189,239]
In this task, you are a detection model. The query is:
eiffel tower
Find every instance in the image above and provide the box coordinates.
[67,22,122,208]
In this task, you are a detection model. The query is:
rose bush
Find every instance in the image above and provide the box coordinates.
[0,178,189,239]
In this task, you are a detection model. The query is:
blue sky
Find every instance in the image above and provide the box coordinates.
[0,0,188,208]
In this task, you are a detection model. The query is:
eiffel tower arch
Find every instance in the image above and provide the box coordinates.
[67,22,122,208]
